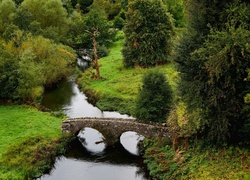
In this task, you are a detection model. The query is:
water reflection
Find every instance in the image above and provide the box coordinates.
[40,157,147,180]
[78,128,106,155]
[42,77,133,119]
[39,137,150,180]
[121,132,144,155]
[40,77,150,180]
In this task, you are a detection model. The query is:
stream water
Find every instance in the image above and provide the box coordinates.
[38,69,150,179]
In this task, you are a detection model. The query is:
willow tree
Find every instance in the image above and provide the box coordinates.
[122,0,174,67]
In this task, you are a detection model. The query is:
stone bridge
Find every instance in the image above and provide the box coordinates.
[62,117,169,145]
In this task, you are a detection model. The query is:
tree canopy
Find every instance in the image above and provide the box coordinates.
[174,0,250,145]
[122,0,174,67]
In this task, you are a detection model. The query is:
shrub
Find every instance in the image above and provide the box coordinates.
[134,70,172,122]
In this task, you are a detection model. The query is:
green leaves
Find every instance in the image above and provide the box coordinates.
[191,22,250,144]
[135,70,172,122]
[174,0,250,145]
[122,0,174,67]
[0,33,76,102]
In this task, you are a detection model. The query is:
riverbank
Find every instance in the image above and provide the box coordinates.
[144,138,250,179]
[78,39,250,179]
[78,39,178,115]
[0,105,72,179]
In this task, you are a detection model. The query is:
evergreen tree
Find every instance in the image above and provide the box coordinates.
[174,0,250,145]
[122,0,174,67]
[135,70,172,122]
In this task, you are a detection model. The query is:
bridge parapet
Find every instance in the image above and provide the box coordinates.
[62,117,169,145]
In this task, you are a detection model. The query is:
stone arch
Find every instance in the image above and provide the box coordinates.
[62,117,169,146]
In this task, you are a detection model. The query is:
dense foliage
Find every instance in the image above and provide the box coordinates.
[162,0,184,27]
[174,0,250,145]
[122,0,174,67]
[0,32,75,102]
[0,0,119,103]
[135,70,172,122]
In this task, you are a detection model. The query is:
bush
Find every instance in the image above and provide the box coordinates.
[134,70,172,122]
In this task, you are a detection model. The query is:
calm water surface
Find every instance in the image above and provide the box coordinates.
[39,77,150,180]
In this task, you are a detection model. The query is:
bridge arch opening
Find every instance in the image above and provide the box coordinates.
[77,127,106,155]
[120,131,144,156]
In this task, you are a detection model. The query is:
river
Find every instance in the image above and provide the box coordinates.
[39,72,151,180]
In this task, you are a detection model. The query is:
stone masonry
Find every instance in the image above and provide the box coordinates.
[62,117,169,145]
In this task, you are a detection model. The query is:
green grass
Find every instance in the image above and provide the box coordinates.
[144,139,250,180]
[78,39,179,115]
[0,105,71,179]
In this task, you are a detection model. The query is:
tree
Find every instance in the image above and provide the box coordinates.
[14,5,33,31]
[84,2,115,48]
[66,9,86,48]
[0,0,16,35]
[20,0,69,42]
[2,31,76,102]
[134,70,172,122]
[17,49,44,101]
[122,0,174,67]
[167,101,203,150]
[0,41,18,100]
[192,22,250,144]
[174,0,250,145]
[85,29,101,79]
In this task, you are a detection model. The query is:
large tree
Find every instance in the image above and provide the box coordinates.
[174,0,250,145]
[19,0,69,42]
[122,0,174,67]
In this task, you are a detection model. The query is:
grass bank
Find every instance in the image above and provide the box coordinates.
[144,139,250,180]
[78,39,178,115]
[0,105,71,179]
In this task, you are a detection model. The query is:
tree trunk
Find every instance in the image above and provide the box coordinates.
[92,29,101,79]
